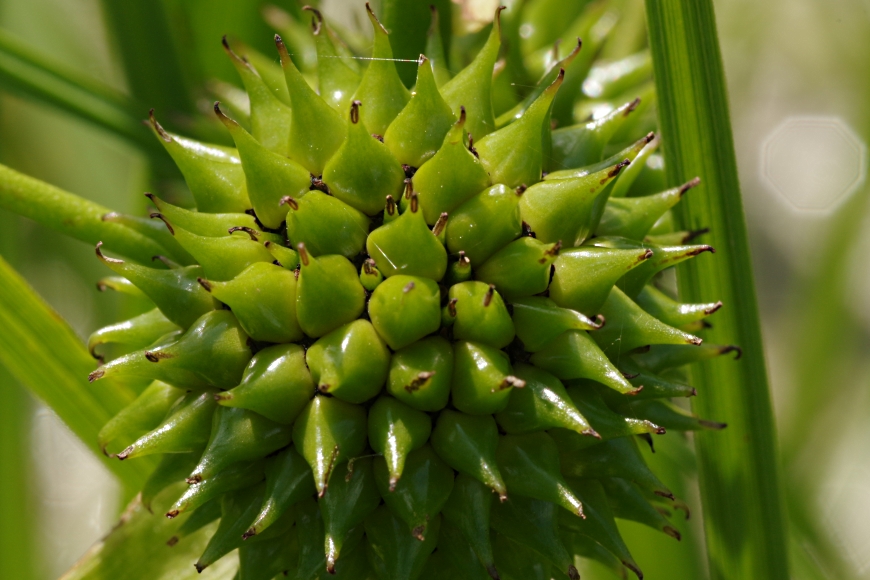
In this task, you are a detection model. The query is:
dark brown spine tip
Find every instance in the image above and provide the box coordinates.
[699,420,728,430]
[278,196,298,211]
[165,510,179,519]
[365,2,388,34]
[228,226,259,241]
[628,385,644,396]
[297,243,310,266]
[689,387,698,397]
[197,277,212,292]
[626,97,642,114]
[409,191,419,213]
[242,528,256,540]
[500,376,525,389]
[624,560,644,580]
[144,192,155,203]
[458,105,467,126]
[654,425,667,435]
[150,213,175,235]
[568,565,580,580]
[556,67,565,82]
[705,301,723,315]
[515,184,527,195]
[679,176,702,195]
[690,245,715,255]
[148,109,171,142]
[458,251,469,267]
[622,371,640,380]
[418,53,428,66]
[385,195,396,216]
[185,475,202,485]
[654,490,676,501]
[645,131,656,143]
[412,525,426,541]
[194,563,205,574]
[350,100,361,124]
[483,284,495,307]
[88,368,105,382]
[403,281,415,293]
[364,259,377,276]
[221,35,230,51]
[302,6,323,34]
[664,526,682,541]
[116,446,132,460]
[404,178,413,199]
[432,212,448,236]
[722,345,742,359]
[641,248,654,261]
[447,298,458,318]
[495,5,506,24]
[582,428,602,440]
[166,536,179,547]
[592,314,606,329]
[688,336,703,346]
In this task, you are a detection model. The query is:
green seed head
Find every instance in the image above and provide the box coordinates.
[87,3,734,577]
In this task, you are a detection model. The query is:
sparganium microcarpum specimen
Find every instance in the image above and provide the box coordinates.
[81,2,738,578]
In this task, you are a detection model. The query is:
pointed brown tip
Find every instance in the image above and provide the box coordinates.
[116,446,132,460]
[679,177,701,195]
[689,388,698,397]
[194,563,206,574]
[148,109,171,142]
[705,301,723,315]
[302,6,323,34]
[568,565,581,580]
[483,284,496,307]
[515,183,527,196]
[722,345,742,359]
[221,35,230,51]
[149,212,175,235]
[623,560,643,579]
[185,475,202,485]
[687,336,703,346]
[699,419,728,430]
[640,248,654,261]
[166,536,179,546]
[645,131,656,144]
[581,428,602,440]
[432,212,448,236]
[664,526,682,541]
[165,510,179,519]
[592,314,606,329]
[297,243,310,266]
[88,368,105,382]
[214,392,232,401]
[654,490,676,501]
[626,97,642,115]
[365,2,388,34]
[242,528,256,540]
[196,277,212,292]
[411,525,426,541]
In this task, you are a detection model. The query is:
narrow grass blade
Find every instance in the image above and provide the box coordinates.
[0,29,160,155]
[644,2,789,579]
[0,163,168,264]
[0,374,38,580]
[0,254,150,491]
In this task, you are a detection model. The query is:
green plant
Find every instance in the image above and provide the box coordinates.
[0,1,788,579]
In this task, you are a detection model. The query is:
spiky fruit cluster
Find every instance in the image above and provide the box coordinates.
[88,3,734,579]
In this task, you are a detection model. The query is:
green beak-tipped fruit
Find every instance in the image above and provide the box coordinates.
[87,3,729,577]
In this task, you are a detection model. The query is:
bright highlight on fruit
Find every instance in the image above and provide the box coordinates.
[87,2,738,578]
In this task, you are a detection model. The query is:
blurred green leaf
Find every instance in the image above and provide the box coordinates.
[0,253,150,492]
[0,163,170,264]
[377,0,453,87]
[0,28,161,155]
[645,1,789,579]
[61,493,236,580]
[0,374,38,580]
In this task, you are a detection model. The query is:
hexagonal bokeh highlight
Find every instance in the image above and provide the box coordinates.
[761,117,866,212]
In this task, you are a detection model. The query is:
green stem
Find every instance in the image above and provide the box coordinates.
[644,2,789,579]
[0,254,151,492]
[0,163,169,264]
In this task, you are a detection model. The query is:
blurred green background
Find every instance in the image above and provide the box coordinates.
[0,0,868,578]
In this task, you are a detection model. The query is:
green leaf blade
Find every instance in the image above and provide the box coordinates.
[644,2,790,579]
[0,254,150,491]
